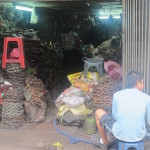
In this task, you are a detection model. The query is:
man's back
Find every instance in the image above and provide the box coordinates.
[112,88,150,142]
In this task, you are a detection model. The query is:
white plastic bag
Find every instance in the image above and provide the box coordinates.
[62,96,85,107]
[30,7,38,24]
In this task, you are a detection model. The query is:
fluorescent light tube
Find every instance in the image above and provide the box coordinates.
[99,16,109,19]
[113,16,120,19]
[15,6,33,12]
[99,16,121,19]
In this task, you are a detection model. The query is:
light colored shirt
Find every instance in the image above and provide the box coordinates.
[112,88,150,142]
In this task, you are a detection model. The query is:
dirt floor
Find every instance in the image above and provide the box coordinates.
[0,117,150,150]
[0,118,96,150]
[0,104,96,150]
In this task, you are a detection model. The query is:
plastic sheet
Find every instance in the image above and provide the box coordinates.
[57,103,92,117]
[104,60,122,81]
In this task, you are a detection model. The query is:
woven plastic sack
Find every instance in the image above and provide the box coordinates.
[30,7,38,24]
[10,48,19,59]
[62,96,85,107]
[55,86,82,108]
[67,72,82,84]
[104,60,122,81]
[67,72,99,84]
[57,103,92,117]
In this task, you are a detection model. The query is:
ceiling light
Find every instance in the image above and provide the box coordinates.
[113,16,120,19]
[99,15,121,19]
[99,16,109,19]
[15,5,33,12]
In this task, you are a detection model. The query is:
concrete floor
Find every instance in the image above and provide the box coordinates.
[0,118,150,150]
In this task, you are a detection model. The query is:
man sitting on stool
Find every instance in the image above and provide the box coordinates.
[95,71,150,150]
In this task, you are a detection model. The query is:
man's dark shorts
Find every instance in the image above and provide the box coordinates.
[99,108,150,141]
[100,107,115,133]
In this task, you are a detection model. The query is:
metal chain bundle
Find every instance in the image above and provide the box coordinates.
[6,69,26,88]
[5,64,24,73]
[2,64,26,128]
[25,75,45,91]
[2,115,25,129]
[24,75,46,123]
[24,40,63,89]
[4,88,24,102]
[25,75,45,108]
[2,102,24,116]
[92,75,118,107]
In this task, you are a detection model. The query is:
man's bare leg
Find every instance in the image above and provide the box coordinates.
[95,109,108,144]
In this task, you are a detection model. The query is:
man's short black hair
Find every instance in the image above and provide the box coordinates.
[126,70,143,88]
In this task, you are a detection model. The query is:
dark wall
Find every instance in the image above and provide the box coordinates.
[25,8,122,46]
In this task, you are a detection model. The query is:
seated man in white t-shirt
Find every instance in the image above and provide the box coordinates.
[95,70,150,150]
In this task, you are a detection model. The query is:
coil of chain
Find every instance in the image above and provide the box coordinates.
[92,75,118,108]
[2,115,25,129]
[25,75,46,108]
[7,72,26,88]
[2,102,24,116]
[5,64,24,73]
[2,64,26,128]
[4,89,24,101]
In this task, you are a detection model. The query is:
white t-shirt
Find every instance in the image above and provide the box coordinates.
[112,88,150,142]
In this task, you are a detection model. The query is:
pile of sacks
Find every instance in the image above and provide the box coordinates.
[55,81,93,126]
[104,60,122,81]
[55,70,121,126]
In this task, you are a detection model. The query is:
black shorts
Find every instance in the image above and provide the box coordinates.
[100,113,115,133]
[100,113,117,144]
[100,110,150,141]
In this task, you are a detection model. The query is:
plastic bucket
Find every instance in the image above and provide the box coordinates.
[85,117,96,135]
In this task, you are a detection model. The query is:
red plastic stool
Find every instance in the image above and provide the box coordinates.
[2,37,25,68]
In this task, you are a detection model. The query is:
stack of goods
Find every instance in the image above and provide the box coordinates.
[0,39,63,90]
[73,79,92,92]
[97,38,122,63]
[24,40,63,89]
[91,75,118,108]
[24,75,47,123]
[55,86,92,126]
[2,64,26,128]
[37,45,63,89]
[0,6,63,90]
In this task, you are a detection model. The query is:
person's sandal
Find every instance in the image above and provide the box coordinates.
[90,134,108,150]
[98,142,109,150]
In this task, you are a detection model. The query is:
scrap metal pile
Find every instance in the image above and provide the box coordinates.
[24,74,47,123]
[97,38,122,63]
[0,34,63,90]
[2,64,26,128]
[24,40,63,89]
[83,38,122,65]
[0,37,63,90]
[0,6,64,128]
[91,75,118,108]
[0,6,63,90]
[0,31,63,91]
